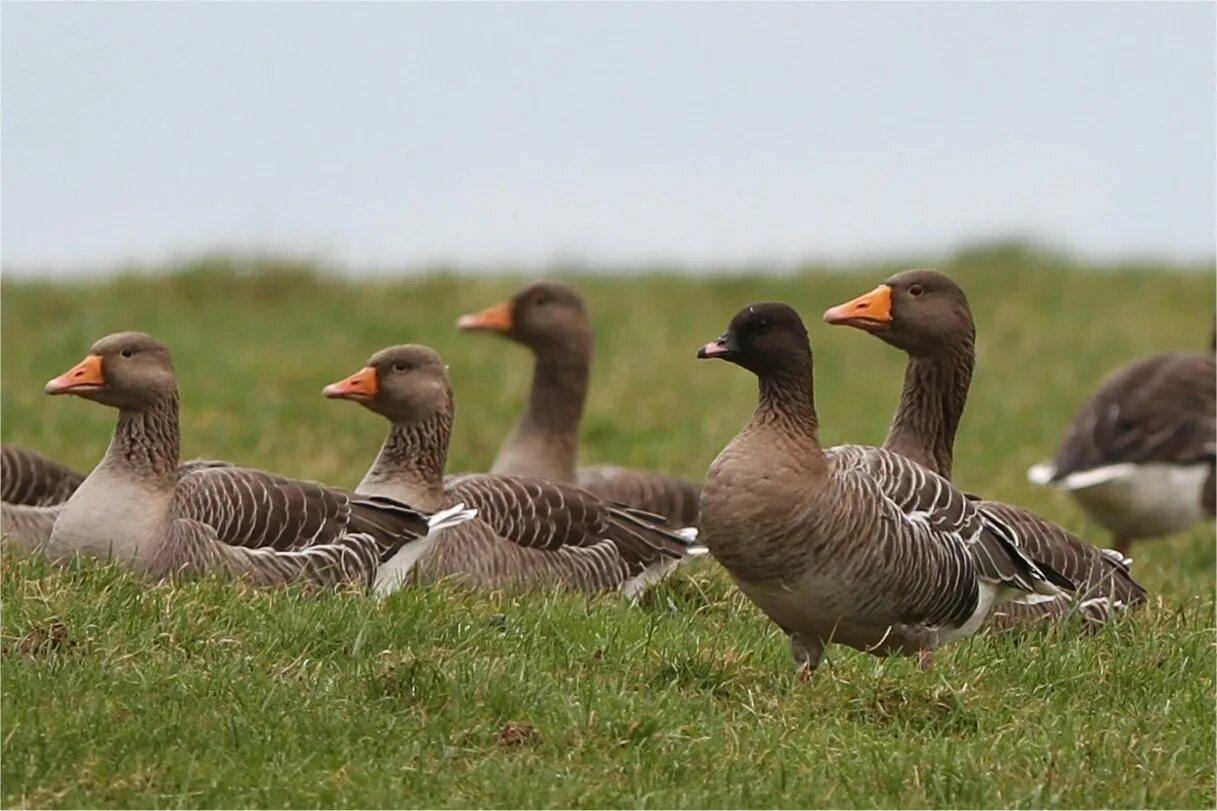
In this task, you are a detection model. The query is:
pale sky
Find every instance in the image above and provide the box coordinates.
[2,2,1214,275]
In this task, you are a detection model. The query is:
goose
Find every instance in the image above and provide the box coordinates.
[37,331,473,590]
[1026,328,1215,554]
[457,281,700,525]
[823,269,1147,628]
[323,344,704,597]
[696,303,1072,675]
[1,444,85,506]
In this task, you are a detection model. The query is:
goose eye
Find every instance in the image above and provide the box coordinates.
[392,363,408,373]
[534,295,552,307]
[909,285,924,297]
[120,348,134,358]
[754,319,772,333]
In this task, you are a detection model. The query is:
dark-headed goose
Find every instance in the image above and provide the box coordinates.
[1027,330,1215,554]
[1,445,85,506]
[457,281,700,526]
[323,344,703,596]
[824,269,1147,627]
[697,303,1071,676]
[39,332,472,590]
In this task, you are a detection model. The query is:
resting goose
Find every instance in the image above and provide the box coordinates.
[823,269,1147,628]
[697,303,1071,675]
[323,344,703,596]
[1027,329,1215,554]
[1,444,85,506]
[457,281,700,525]
[38,332,473,590]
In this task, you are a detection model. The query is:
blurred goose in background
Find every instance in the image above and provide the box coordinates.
[36,332,473,590]
[696,303,1072,676]
[457,281,701,526]
[1,444,85,506]
[823,269,1146,628]
[324,344,704,597]
[1027,325,1215,554]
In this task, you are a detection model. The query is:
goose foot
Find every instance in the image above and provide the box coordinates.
[789,632,823,682]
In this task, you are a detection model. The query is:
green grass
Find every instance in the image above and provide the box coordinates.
[2,248,1214,808]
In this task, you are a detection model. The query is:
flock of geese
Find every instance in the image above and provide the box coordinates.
[2,270,1212,674]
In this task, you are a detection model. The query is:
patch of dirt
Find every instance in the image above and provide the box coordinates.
[497,722,540,748]
[2,619,76,658]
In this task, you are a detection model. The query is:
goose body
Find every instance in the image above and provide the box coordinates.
[1028,349,1215,550]
[697,303,1068,673]
[324,344,702,597]
[824,270,1147,626]
[39,332,472,589]
[457,282,701,526]
[1,444,85,506]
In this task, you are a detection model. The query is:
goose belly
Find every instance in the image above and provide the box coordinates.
[1057,462,1210,539]
[47,477,169,568]
[732,569,932,657]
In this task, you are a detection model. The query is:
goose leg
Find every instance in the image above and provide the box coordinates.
[916,649,934,671]
[790,632,823,681]
[1112,536,1132,556]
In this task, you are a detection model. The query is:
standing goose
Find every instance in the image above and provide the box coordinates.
[40,332,472,590]
[697,303,1071,675]
[823,269,1147,628]
[1,444,85,506]
[457,281,701,525]
[323,344,703,597]
[1026,330,1215,554]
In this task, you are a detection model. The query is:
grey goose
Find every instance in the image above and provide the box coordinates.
[697,303,1072,676]
[457,281,700,526]
[34,332,473,590]
[1,444,85,506]
[823,269,1147,628]
[1027,327,1215,554]
[323,344,704,597]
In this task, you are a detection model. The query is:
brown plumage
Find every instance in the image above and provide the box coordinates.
[1,444,85,506]
[37,332,470,590]
[456,281,700,526]
[824,269,1147,628]
[324,344,703,595]
[697,303,1070,675]
[1028,329,1215,552]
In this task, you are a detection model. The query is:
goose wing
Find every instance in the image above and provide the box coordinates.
[1,444,85,507]
[1049,351,1216,477]
[575,465,701,527]
[154,518,389,589]
[828,445,1067,629]
[174,464,430,558]
[445,474,694,572]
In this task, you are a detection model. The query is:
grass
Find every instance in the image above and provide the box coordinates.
[2,247,1214,808]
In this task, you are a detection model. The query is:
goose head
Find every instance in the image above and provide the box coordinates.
[324,344,452,425]
[45,331,176,410]
[698,302,811,377]
[456,280,590,353]
[823,268,973,356]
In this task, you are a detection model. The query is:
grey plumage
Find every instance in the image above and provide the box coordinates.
[698,302,1068,674]
[457,281,700,525]
[1,444,85,506]
[325,344,701,594]
[39,331,460,590]
[824,269,1147,627]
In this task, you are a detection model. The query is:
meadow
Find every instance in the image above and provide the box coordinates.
[1,245,1214,808]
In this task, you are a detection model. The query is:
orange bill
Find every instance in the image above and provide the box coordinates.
[323,366,378,401]
[822,284,893,328]
[456,300,513,333]
[45,354,105,395]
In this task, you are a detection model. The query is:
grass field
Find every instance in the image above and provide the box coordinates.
[2,247,1214,808]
